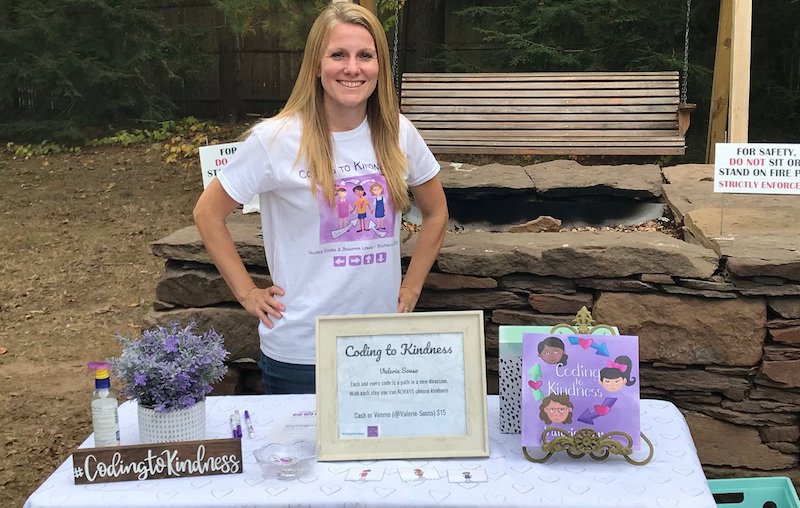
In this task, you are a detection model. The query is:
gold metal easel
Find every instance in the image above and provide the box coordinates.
[523,427,655,466]
[549,306,616,336]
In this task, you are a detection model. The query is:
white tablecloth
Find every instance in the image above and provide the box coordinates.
[24,395,716,508]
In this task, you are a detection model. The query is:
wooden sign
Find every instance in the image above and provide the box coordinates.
[72,438,242,484]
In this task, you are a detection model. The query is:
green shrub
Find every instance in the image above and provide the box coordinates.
[0,0,205,144]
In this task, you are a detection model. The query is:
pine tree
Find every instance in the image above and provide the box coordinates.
[0,0,204,143]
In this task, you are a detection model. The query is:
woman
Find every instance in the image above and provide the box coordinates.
[193,3,448,394]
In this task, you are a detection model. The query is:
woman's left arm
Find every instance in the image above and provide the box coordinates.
[398,175,448,312]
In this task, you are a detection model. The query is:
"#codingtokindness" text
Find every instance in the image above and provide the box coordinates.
[81,445,241,481]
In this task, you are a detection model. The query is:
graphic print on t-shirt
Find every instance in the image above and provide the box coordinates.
[318,172,394,245]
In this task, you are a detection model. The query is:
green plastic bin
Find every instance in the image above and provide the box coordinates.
[709,477,800,508]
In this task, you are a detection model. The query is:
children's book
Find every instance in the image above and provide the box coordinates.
[520,333,641,449]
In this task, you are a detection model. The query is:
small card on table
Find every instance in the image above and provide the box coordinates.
[446,468,487,483]
[345,467,385,481]
[398,467,440,481]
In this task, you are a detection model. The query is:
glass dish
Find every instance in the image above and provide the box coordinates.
[254,441,317,480]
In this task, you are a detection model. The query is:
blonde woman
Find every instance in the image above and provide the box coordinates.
[193,3,447,394]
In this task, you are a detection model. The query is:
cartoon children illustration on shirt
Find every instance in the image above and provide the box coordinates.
[539,394,574,424]
[370,182,386,230]
[599,355,636,392]
[335,187,349,228]
[350,185,372,232]
[537,336,569,366]
[320,175,393,243]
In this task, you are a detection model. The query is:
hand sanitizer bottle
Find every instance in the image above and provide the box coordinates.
[88,362,120,447]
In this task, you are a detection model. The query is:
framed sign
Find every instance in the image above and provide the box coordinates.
[316,310,488,461]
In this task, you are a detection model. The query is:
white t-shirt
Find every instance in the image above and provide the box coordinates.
[218,114,440,364]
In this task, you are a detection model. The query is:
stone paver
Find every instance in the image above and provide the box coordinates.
[663,164,800,281]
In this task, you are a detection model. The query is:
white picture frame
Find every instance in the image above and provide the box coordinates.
[315,311,489,461]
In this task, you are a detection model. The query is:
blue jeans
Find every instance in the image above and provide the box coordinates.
[258,352,316,394]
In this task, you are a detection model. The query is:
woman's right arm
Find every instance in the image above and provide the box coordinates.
[193,179,285,328]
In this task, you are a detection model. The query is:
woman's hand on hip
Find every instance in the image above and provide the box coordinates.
[243,285,286,328]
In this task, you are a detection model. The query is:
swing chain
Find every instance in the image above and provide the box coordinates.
[391,0,404,97]
[681,0,692,104]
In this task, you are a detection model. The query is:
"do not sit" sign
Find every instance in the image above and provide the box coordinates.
[714,143,800,195]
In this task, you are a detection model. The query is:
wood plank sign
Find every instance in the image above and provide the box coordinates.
[72,438,242,484]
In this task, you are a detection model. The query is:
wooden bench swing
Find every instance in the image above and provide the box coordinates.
[392,0,696,157]
[400,71,695,156]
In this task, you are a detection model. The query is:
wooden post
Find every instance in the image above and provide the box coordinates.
[728,0,752,143]
[705,0,732,163]
[360,0,377,14]
[705,0,752,162]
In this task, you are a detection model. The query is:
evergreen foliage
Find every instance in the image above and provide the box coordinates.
[210,0,326,49]
[0,0,204,144]
[209,0,404,47]
[2,0,797,146]
[457,0,689,72]
[748,0,800,140]
[454,0,800,143]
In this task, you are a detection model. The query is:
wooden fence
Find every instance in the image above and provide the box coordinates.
[154,0,496,120]
[154,2,304,120]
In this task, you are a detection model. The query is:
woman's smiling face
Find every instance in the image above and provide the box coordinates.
[318,22,378,124]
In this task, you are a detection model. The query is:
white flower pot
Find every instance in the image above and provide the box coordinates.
[137,399,206,444]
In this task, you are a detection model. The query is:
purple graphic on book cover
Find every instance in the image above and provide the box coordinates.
[520,333,641,449]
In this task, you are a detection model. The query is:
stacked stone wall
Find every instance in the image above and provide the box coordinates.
[150,161,800,485]
[150,221,800,484]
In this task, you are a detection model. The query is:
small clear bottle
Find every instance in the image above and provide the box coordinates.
[88,362,120,447]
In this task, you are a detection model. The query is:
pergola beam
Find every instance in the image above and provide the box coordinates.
[728,0,752,143]
[705,0,732,163]
[706,0,752,163]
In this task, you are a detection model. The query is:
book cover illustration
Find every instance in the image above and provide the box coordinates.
[520,333,641,449]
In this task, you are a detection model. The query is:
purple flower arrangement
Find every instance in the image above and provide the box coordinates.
[111,321,228,413]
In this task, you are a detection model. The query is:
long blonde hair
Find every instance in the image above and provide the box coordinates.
[274,3,409,211]
[276,3,409,210]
